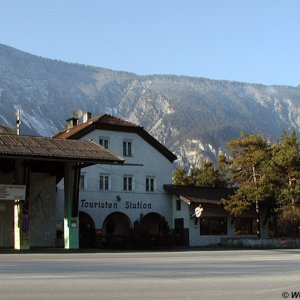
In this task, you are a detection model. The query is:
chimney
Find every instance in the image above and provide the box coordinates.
[66,117,78,130]
[83,112,92,123]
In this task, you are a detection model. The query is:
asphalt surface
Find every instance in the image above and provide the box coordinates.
[0,249,299,299]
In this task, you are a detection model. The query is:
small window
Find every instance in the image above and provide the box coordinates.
[99,137,110,149]
[99,174,110,190]
[79,174,86,190]
[123,175,133,191]
[123,140,133,156]
[176,199,181,211]
[200,217,227,235]
[146,177,155,192]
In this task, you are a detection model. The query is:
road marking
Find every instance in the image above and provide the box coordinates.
[10,274,93,279]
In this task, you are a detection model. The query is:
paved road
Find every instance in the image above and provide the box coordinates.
[0,249,300,300]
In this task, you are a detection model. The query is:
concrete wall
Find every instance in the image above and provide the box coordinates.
[221,237,300,248]
[0,171,16,248]
[0,170,57,248]
[29,173,56,248]
[0,201,14,248]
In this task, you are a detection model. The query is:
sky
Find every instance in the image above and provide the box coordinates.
[0,0,299,86]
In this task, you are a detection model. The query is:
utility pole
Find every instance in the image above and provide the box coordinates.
[16,109,21,135]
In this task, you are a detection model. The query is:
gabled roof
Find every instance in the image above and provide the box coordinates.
[164,184,234,204]
[53,114,177,162]
[0,134,123,164]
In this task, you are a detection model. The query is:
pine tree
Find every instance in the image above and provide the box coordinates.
[172,159,228,187]
[221,134,270,237]
[268,129,300,236]
[269,129,300,208]
[172,167,189,185]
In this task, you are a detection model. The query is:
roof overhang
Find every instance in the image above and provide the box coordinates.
[0,134,124,166]
[164,184,234,205]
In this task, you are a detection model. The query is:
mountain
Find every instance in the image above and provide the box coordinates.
[1,43,300,167]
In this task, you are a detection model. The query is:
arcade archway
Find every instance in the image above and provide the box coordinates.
[141,212,165,234]
[102,212,131,248]
[138,212,172,247]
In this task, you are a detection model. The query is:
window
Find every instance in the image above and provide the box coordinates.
[79,174,86,189]
[176,199,181,211]
[200,217,227,235]
[234,217,256,235]
[123,175,133,191]
[99,137,109,149]
[99,174,110,190]
[146,177,155,192]
[123,140,133,156]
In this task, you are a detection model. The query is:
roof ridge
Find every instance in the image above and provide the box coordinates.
[99,114,140,127]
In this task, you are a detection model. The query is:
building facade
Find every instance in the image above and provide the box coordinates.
[55,113,178,247]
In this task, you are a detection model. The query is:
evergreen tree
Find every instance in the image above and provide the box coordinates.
[267,129,300,236]
[172,167,189,185]
[216,154,231,187]
[172,159,228,187]
[269,129,300,208]
[221,134,270,237]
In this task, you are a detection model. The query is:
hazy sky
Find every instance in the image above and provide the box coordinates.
[1,0,299,86]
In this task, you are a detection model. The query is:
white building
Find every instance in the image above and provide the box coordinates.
[164,185,272,247]
[54,113,178,248]
[54,113,272,249]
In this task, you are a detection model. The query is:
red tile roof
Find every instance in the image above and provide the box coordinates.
[53,114,177,162]
[53,114,139,139]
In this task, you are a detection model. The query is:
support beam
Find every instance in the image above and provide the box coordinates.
[64,162,79,249]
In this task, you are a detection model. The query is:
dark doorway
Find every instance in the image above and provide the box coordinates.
[141,212,164,234]
[139,213,172,247]
[79,211,96,248]
[174,218,185,246]
[102,212,131,248]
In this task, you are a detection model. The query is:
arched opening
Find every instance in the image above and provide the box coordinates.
[133,213,172,247]
[79,211,96,248]
[141,212,166,234]
[102,212,131,248]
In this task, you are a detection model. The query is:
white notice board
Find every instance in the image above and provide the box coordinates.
[0,185,26,200]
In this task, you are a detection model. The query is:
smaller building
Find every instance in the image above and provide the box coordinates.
[164,185,271,247]
[0,134,122,249]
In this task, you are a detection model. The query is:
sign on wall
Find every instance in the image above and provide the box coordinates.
[0,184,26,201]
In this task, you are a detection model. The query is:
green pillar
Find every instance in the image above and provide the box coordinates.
[64,162,79,249]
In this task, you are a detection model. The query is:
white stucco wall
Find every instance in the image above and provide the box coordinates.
[172,197,190,227]
[57,128,175,230]
[188,204,270,247]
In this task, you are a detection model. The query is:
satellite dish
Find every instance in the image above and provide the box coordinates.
[73,109,83,119]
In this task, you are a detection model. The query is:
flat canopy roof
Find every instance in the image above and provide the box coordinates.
[164,184,234,205]
[0,134,123,164]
